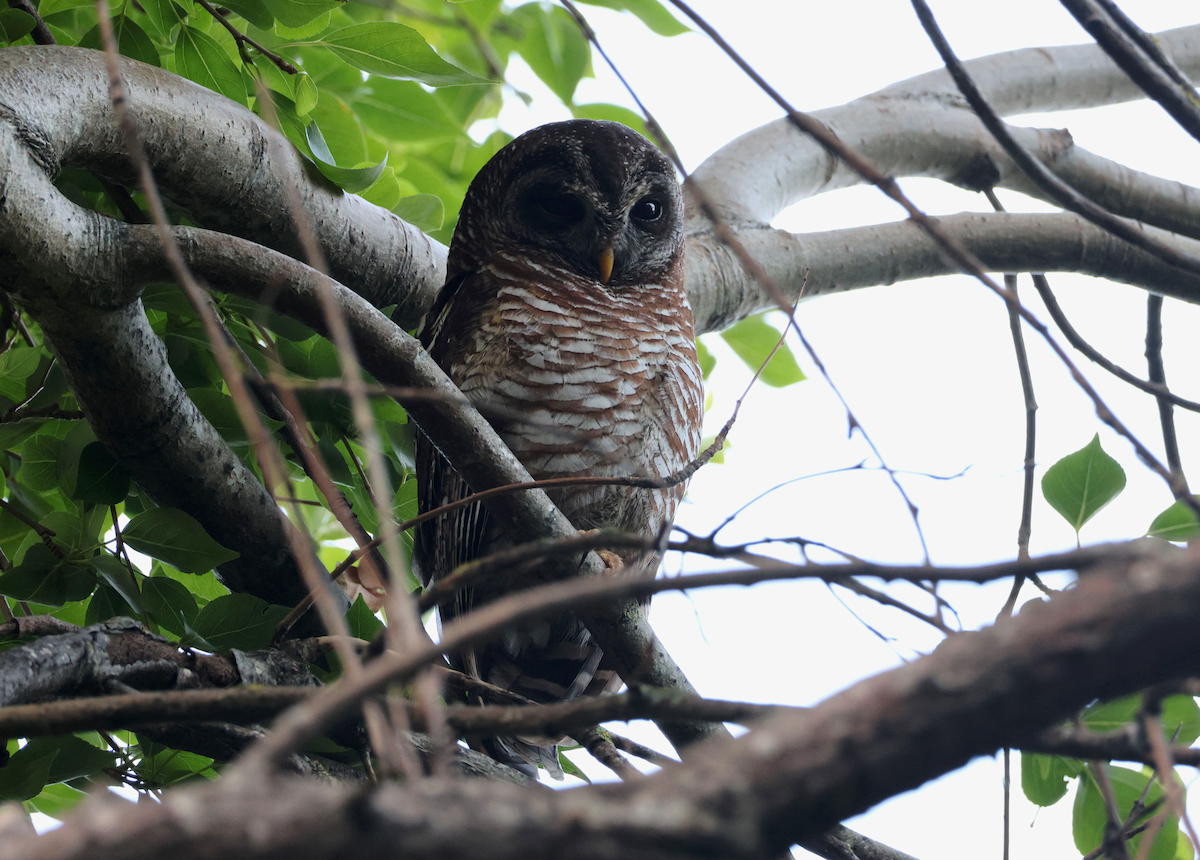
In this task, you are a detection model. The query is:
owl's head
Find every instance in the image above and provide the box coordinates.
[448,119,683,289]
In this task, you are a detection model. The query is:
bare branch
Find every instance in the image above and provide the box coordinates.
[10,539,1200,860]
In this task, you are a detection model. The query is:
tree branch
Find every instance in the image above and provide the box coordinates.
[9,539,1200,860]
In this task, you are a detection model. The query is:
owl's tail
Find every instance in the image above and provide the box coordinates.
[485,736,564,780]
[480,638,622,780]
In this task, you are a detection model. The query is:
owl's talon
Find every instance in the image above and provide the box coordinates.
[580,529,624,572]
[596,549,624,572]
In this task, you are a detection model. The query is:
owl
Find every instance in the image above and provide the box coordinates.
[414,119,703,777]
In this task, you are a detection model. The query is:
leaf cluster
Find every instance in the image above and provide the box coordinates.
[0,0,698,814]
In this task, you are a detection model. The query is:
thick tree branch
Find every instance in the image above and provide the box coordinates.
[8,540,1200,860]
[0,46,445,327]
[0,684,779,739]
[688,24,1200,228]
[687,211,1200,332]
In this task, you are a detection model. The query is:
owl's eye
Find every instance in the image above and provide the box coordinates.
[631,198,663,222]
[530,193,585,226]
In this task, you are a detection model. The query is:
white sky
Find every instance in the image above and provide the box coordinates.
[493,2,1200,859]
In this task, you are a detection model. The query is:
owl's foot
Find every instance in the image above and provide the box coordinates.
[596,549,624,572]
[580,529,625,572]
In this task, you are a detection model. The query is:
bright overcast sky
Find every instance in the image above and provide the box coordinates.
[494,3,1200,859]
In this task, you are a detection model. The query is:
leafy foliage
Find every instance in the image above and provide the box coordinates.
[1022,695,1200,860]
[0,0,697,816]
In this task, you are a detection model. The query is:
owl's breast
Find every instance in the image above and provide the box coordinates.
[443,257,703,533]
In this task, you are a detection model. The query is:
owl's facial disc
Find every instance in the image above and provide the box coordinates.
[512,174,679,286]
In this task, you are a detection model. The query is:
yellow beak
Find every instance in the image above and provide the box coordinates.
[598,243,614,284]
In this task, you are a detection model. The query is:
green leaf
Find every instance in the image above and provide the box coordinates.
[1020,752,1082,806]
[122,507,240,573]
[314,432,354,485]
[143,574,200,636]
[73,442,131,505]
[1074,765,1178,860]
[152,562,229,604]
[558,749,590,783]
[304,122,388,192]
[261,0,338,29]
[308,89,367,166]
[0,418,46,452]
[353,78,463,141]
[77,16,160,66]
[219,0,273,30]
[18,434,63,491]
[0,346,44,402]
[18,512,85,562]
[293,71,319,115]
[55,419,96,499]
[90,555,145,615]
[574,0,688,36]
[191,592,290,650]
[391,193,444,232]
[140,282,195,318]
[137,0,184,38]
[719,314,806,388]
[251,51,295,99]
[186,388,281,444]
[695,337,716,379]
[571,102,650,138]
[0,8,36,43]
[1161,695,1200,745]
[1082,694,1139,731]
[86,582,137,624]
[175,25,248,106]
[344,594,383,640]
[507,3,589,104]
[0,750,55,802]
[307,22,484,87]
[1041,434,1126,533]
[24,736,115,785]
[26,782,88,819]
[0,544,97,606]
[274,8,330,39]
[134,736,217,786]
[359,166,401,211]
[1148,497,1200,542]
[1178,835,1195,860]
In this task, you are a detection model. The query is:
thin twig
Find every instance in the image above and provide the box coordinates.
[196,0,298,74]
[903,0,1197,515]
[1089,760,1133,860]
[1059,0,1200,145]
[577,726,640,781]
[233,540,1145,771]
[91,0,384,757]
[983,188,1037,617]
[1145,295,1188,492]
[909,0,1200,277]
[1028,274,1200,412]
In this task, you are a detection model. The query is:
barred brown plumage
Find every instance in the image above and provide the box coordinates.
[414,119,702,779]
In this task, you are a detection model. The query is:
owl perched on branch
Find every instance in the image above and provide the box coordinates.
[414,119,703,777]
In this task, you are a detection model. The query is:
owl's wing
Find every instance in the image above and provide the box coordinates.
[412,430,491,596]
[412,271,492,601]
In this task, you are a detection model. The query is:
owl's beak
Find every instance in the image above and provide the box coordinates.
[598,243,615,284]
